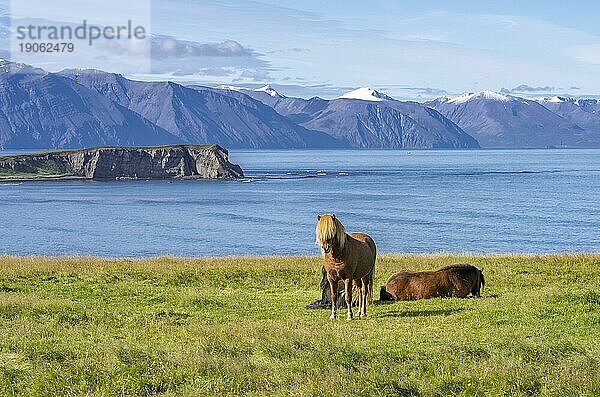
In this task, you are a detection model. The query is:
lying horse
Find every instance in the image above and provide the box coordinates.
[316,214,376,320]
[380,263,484,301]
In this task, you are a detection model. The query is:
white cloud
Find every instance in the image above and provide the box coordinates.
[568,43,600,65]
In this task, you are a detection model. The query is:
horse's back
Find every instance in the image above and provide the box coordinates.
[385,270,444,300]
[342,233,376,283]
[349,232,376,259]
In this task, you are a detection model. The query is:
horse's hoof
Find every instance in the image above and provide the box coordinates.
[330,314,336,320]
[347,315,353,321]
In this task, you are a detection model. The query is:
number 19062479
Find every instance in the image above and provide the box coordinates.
[19,42,75,52]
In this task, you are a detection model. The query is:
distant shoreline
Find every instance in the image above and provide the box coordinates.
[2,252,598,260]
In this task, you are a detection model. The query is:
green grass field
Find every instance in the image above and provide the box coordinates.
[0,254,599,396]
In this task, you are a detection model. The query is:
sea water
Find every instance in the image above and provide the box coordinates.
[0,149,599,257]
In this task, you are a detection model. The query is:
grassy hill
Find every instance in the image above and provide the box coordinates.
[0,254,599,396]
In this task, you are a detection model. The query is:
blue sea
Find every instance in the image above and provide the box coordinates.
[1,149,599,257]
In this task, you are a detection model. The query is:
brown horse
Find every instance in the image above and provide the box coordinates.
[380,263,484,301]
[316,214,376,320]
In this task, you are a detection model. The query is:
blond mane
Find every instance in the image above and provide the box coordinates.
[316,214,346,250]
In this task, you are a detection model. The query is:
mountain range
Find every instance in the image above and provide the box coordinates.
[0,62,178,149]
[59,69,340,149]
[426,91,600,148]
[214,86,478,148]
[1,60,599,149]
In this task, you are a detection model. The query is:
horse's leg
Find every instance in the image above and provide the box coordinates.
[344,279,353,320]
[328,277,338,320]
[473,274,481,297]
[355,279,364,317]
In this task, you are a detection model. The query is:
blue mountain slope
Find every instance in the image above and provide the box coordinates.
[60,70,344,149]
[0,61,179,149]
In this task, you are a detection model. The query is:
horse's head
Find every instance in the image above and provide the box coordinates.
[316,214,346,254]
[379,286,394,301]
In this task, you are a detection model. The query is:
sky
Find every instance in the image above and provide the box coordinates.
[2,0,600,100]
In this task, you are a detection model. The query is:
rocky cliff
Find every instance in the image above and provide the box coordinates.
[0,145,244,180]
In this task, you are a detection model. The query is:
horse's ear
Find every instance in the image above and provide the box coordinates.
[317,214,321,221]
[332,214,336,220]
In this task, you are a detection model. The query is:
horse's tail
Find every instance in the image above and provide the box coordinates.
[366,264,375,304]
[479,268,485,291]
[363,235,376,304]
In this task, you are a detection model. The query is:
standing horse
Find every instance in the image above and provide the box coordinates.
[315,214,376,320]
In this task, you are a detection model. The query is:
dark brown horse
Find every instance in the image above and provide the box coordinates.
[306,266,359,310]
[380,263,484,301]
[316,214,376,320]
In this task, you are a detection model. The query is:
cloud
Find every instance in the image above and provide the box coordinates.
[147,36,271,79]
[237,68,271,81]
[151,36,254,59]
[568,43,600,65]
[0,16,9,39]
[497,84,591,99]
[171,67,235,77]
[0,15,273,79]
[266,47,310,55]
[383,86,449,96]
[500,85,555,94]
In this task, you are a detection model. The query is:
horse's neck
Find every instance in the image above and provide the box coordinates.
[330,236,349,261]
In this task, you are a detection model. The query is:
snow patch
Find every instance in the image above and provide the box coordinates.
[215,84,247,92]
[215,84,284,97]
[0,60,45,75]
[537,96,574,103]
[445,90,511,104]
[255,84,283,97]
[337,87,394,101]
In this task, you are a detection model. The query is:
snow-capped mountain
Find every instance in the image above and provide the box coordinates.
[296,97,479,148]
[537,95,574,104]
[214,85,479,149]
[439,90,511,104]
[0,59,46,75]
[537,96,600,113]
[427,91,590,148]
[5,59,600,150]
[536,96,600,143]
[254,84,283,97]
[215,84,284,98]
[337,87,395,102]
